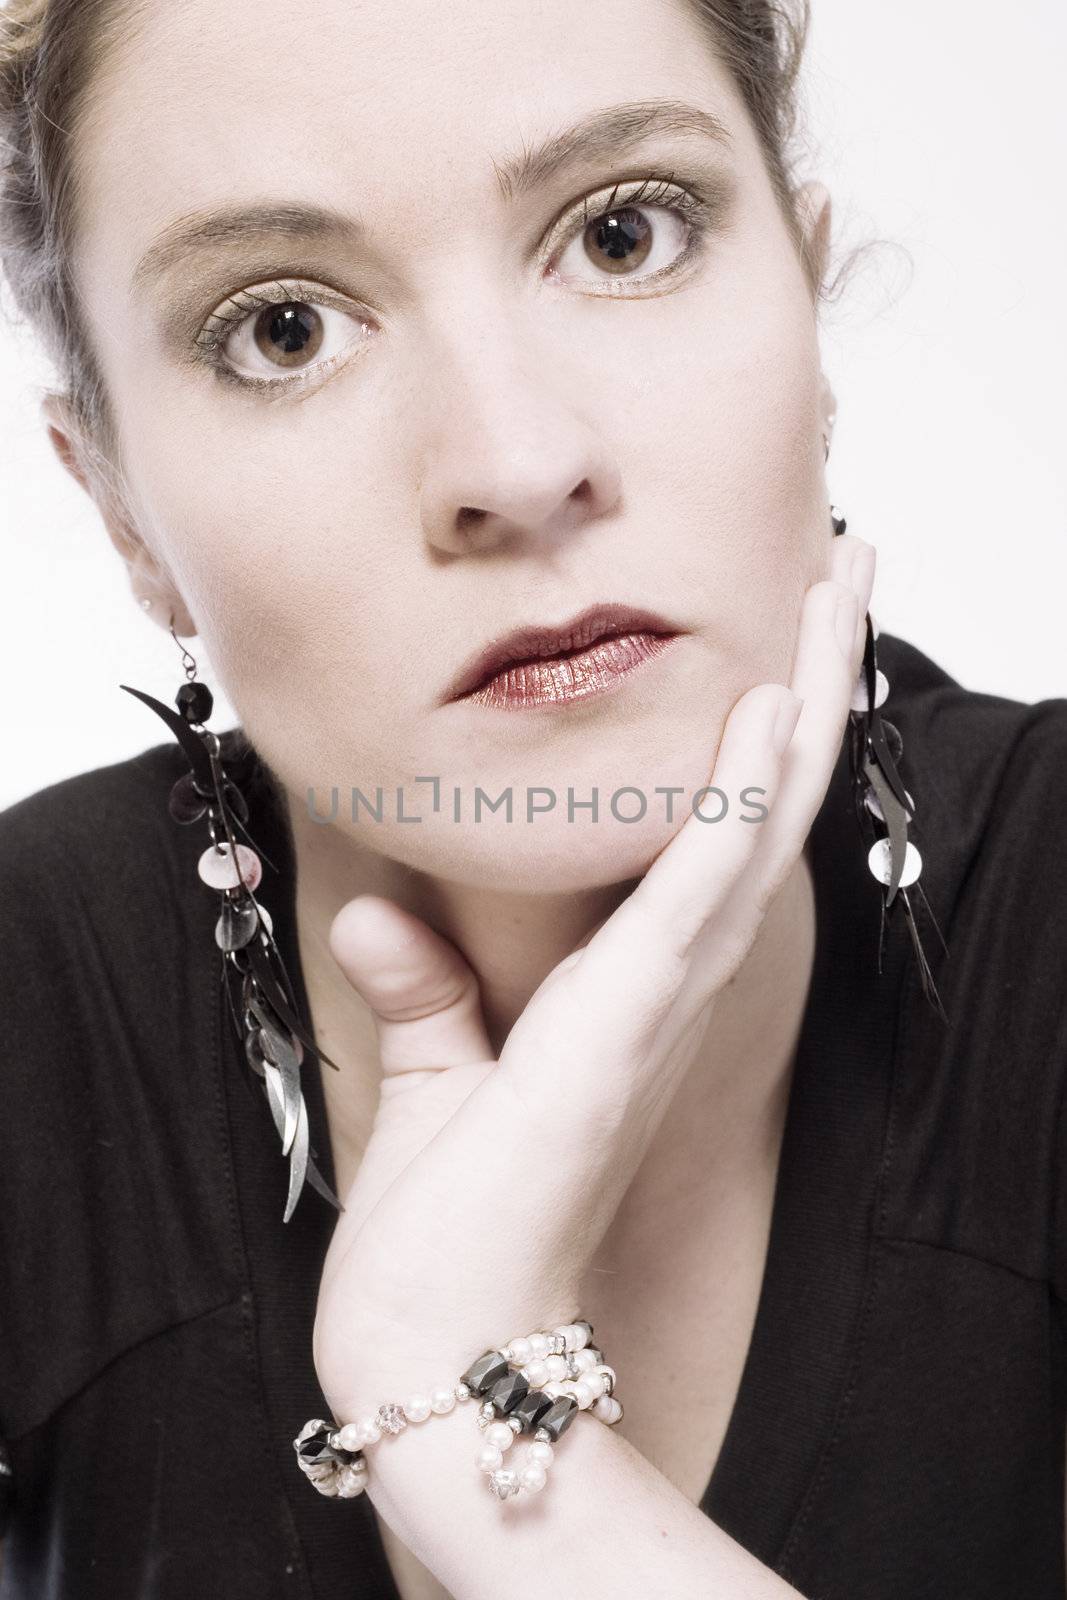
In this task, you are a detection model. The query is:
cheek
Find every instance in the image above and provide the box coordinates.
[122,405,400,676]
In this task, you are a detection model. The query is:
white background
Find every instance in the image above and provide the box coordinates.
[2,0,1065,809]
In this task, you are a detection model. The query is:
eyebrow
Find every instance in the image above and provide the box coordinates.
[130,97,732,300]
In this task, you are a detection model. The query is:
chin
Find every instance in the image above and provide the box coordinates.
[357,810,685,894]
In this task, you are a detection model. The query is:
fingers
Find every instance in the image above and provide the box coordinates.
[557,535,875,1017]
[328,895,492,1079]
[740,534,874,901]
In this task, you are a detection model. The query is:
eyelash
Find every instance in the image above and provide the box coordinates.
[193,171,719,394]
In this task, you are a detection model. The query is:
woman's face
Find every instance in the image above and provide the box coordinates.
[68,0,833,892]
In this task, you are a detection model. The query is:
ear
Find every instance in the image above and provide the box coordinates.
[40,391,196,635]
[794,179,833,297]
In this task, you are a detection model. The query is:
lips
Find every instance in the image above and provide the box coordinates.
[443,603,683,703]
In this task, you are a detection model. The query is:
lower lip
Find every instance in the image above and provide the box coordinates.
[455,631,680,711]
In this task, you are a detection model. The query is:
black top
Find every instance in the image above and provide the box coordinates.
[2,631,1066,1599]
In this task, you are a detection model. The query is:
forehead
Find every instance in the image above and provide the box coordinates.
[73,0,749,271]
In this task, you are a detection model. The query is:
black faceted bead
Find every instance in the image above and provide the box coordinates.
[175,680,213,724]
[512,1388,555,1434]
[297,1426,344,1467]
[535,1396,579,1442]
[488,1370,529,1415]
[459,1350,510,1396]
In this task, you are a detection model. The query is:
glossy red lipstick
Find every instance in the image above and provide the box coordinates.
[444,604,682,711]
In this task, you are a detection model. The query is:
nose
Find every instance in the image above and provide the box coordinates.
[415,309,622,557]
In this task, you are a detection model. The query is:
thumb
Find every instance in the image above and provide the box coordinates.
[328,895,493,1080]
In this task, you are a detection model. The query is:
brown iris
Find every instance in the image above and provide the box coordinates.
[585,208,653,275]
[252,303,325,367]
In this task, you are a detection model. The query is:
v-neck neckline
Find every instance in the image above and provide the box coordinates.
[227,669,911,1592]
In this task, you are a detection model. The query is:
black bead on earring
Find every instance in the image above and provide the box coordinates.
[830,507,949,1023]
[120,623,344,1220]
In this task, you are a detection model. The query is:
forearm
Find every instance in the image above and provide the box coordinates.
[359,1390,811,1600]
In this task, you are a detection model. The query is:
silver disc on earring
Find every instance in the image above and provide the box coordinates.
[864,787,915,823]
[867,838,922,889]
[850,669,889,714]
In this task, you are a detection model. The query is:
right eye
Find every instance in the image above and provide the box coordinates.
[196,285,374,387]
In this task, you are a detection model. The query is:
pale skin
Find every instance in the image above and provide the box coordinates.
[23,0,1063,1593]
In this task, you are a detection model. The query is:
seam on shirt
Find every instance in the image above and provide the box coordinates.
[869,1231,1054,1288]
[1,1291,253,1446]
[775,946,918,1577]
[208,940,317,1597]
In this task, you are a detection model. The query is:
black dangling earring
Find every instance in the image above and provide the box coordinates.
[119,622,344,1221]
[830,507,950,1024]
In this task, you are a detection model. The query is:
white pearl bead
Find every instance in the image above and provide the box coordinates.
[336,1463,368,1497]
[485,1421,514,1450]
[508,1337,533,1365]
[524,1359,549,1387]
[541,1381,569,1399]
[355,1417,382,1446]
[476,1444,504,1473]
[519,1462,548,1493]
[592,1395,623,1424]
[403,1394,432,1422]
[430,1387,456,1414]
[573,1379,597,1408]
[335,1423,361,1451]
[572,1347,598,1372]
[528,1333,550,1359]
[544,1354,568,1380]
[527,1440,555,1466]
[850,668,889,714]
[867,837,923,889]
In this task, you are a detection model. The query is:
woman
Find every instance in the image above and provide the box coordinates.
[1,0,1064,1595]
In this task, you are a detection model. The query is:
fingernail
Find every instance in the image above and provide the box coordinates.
[835,590,860,659]
[849,543,876,613]
[772,691,804,756]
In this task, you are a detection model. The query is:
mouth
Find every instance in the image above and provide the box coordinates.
[443,603,684,711]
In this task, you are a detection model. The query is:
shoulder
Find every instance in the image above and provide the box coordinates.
[873,632,1067,1287]
[0,743,245,1441]
[876,630,1067,924]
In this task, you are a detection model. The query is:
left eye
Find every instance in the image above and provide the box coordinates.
[551,202,693,285]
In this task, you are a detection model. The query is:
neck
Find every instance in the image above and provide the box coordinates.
[284,794,817,1191]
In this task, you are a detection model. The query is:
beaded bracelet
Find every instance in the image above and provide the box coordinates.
[294,1317,624,1503]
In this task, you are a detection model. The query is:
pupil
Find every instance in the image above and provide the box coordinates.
[267,304,315,353]
[594,210,650,262]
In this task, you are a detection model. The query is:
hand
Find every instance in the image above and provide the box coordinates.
[312,534,876,1419]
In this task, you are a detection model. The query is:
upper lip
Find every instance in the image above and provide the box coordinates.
[443,602,683,702]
